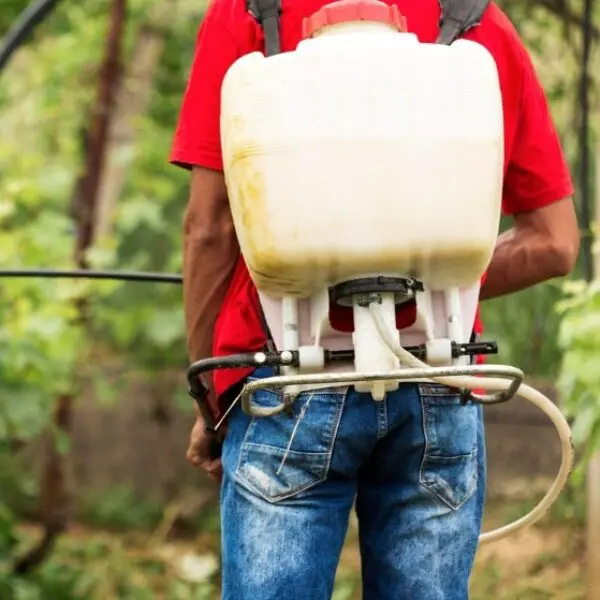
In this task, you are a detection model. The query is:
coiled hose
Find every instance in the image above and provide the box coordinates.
[369,302,574,545]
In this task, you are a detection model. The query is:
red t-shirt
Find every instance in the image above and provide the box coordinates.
[171,0,574,415]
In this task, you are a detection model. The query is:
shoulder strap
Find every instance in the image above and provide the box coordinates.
[247,0,490,55]
[247,0,282,56]
[436,0,491,45]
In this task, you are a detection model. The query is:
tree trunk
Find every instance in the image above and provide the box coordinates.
[14,0,127,574]
[94,0,179,242]
[73,0,128,267]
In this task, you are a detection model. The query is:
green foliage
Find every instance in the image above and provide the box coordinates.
[0,0,201,435]
[482,281,565,377]
[0,454,38,518]
[490,480,587,529]
[0,0,204,592]
[557,279,600,458]
[0,0,112,444]
[81,487,164,532]
[0,524,219,599]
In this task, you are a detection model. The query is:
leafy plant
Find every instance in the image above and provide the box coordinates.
[81,487,164,532]
[557,279,600,464]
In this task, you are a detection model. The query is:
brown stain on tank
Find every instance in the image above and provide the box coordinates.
[230,155,281,285]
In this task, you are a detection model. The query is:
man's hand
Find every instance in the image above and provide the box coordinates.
[186,417,223,481]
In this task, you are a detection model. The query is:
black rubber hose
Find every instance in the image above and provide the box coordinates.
[0,269,182,284]
[0,0,61,74]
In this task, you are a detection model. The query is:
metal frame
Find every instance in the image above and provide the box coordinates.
[185,342,502,429]
[240,364,524,417]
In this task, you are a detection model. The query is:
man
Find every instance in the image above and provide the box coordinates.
[170,0,579,597]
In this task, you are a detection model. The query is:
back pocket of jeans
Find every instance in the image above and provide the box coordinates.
[418,384,479,510]
[235,384,346,503]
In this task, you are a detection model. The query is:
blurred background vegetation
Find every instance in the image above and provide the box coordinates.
[0,0,598,598]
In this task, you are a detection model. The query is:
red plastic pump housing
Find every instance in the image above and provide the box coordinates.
[302,0,408,39]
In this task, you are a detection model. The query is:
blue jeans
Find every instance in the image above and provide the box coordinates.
[221,368,486,600]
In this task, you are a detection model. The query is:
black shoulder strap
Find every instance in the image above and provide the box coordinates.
[247,0,282,56]
[248,0,490,54]
[243,0,281,351]
[436,0,491,45]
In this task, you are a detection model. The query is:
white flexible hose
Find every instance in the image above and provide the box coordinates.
[369,303,574,545]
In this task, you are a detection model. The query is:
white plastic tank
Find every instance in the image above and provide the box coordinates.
[221,0,504,298]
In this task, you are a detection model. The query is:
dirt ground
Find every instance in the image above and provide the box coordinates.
[469,501,584,600]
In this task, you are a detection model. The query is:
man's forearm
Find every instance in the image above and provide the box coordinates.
[480,227,575,301]
[182,168,239,425]
[184,223,238,423]
[182,168,239,371]
[183,226,239,362]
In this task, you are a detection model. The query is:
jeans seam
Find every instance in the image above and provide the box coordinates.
[376,400,388,440]
[418,383,460,397]
[242,442,329,456]
[419,394,431,485]
[323,390,346,479]
[234,414,259,478]
[421,401,437,451]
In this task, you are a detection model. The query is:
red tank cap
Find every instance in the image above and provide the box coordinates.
[302,0,407,39]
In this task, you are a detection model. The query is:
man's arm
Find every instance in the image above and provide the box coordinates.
[479,20,579,300]
[169,1,241,416]
[480,197,579,300]
[182,168,238,476]
[169,3,243,474]
[182,168,238,441]
[183,167,239,395]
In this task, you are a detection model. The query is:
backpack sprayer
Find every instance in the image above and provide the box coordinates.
[0,0,574,548]
[186,0,574,546]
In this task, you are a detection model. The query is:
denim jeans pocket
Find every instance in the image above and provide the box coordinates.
[418,383,479,510]
[235,382,347,503]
